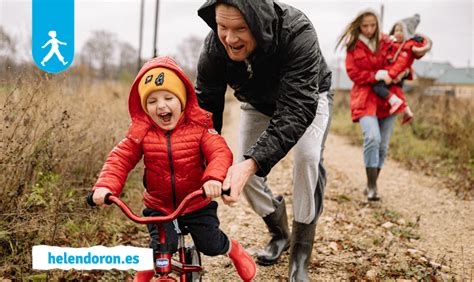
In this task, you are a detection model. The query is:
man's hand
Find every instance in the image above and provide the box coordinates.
[222,158,258,206]
[92,188,113,206]
[203,180,223,199]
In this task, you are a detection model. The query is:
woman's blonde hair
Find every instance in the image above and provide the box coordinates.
[336,10,380,52]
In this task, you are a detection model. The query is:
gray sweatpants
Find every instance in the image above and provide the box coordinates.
[239,91,333,224]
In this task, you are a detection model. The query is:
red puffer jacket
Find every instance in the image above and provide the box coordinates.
[376,36,431,118]
[93,56,233,215]
[385,36,430,80]
[345,34,406,121]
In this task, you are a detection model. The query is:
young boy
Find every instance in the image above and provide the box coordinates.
[91,56,256,281]
[374,13,432,123]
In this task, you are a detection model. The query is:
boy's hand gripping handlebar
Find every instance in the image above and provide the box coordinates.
[86,188,231,224]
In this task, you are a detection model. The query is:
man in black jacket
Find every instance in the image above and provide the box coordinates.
[196,1,332,280]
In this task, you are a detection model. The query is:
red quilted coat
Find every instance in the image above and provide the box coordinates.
[375,36,431,118]
[385,36,431,80]
[93,56,233,215]
[345,34,406,121]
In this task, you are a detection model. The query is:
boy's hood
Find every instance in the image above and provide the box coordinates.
[127,56,212,140]
[197,0,277,54]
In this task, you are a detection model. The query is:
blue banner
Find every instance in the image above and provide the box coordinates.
[32,0,74,73]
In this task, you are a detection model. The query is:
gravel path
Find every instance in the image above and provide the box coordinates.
[200,97,473,280]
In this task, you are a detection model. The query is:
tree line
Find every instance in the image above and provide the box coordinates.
[0,26,203,82]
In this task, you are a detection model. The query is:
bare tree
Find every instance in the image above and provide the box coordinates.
[79,30,118,79]
[118,42,137,77]
[173,35,204,80]
[0,26,15,53]
[79,40,95,69]
[0,26,16,77]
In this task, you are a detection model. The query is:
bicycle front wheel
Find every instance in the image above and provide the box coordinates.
[185,245,202,282]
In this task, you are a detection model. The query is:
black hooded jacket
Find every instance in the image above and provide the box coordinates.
[196,0,332,177]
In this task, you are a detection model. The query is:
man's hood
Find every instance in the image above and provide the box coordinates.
[197,0,277,54]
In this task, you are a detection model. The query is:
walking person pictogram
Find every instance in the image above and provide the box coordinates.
[40,30,68,66]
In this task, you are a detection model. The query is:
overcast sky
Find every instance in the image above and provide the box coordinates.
[1,0,473,68]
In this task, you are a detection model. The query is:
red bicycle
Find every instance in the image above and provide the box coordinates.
[87,189,221,281]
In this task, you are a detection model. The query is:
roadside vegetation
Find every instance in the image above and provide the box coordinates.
[331,90,473,199]
[0,73,144,280]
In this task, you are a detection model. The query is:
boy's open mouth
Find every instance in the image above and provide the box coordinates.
[159,112,172,122]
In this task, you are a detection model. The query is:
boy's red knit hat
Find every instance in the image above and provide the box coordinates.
[138,67,187,113]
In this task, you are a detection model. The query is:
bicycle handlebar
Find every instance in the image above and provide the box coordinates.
[86,188,231,224]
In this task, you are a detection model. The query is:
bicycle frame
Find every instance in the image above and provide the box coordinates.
[88,190,205,282]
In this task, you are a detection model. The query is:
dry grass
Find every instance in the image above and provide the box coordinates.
[331,91,474,199]
[0,73,143,279]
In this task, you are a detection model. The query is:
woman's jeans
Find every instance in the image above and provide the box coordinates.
[359,115,397,168]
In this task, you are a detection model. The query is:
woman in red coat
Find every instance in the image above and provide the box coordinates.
[91,56,256,281]
[337,10,403,201]
[373,14,432,122]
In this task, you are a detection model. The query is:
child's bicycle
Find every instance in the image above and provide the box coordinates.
[86,189,227,282]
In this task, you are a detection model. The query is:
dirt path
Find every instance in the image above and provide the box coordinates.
[325,133,474,277]
[201,97,473,280]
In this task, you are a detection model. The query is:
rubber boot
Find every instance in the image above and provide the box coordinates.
[228,239,257,281]
[401,106,414,125]
[365,168,381,196]
[366,167,380,201]
[133,270,154,282]
[288,221,316,282]
[256,195,290,265]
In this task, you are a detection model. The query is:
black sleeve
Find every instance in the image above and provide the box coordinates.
[244,22,329,177]
[373,81,390,99]
[195,33,228,133]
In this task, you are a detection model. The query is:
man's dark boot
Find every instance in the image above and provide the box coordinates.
[366,167,380,201]
[256,195,290,266]
[288,221,316,281]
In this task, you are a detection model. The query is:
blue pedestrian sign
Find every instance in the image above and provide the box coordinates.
[32,0,74,73]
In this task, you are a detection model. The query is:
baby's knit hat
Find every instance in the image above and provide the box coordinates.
[398,14,420,39]
[138,67,187,113]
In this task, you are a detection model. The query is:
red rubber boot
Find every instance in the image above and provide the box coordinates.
[228,239,257,281]
[133,270,155,282]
